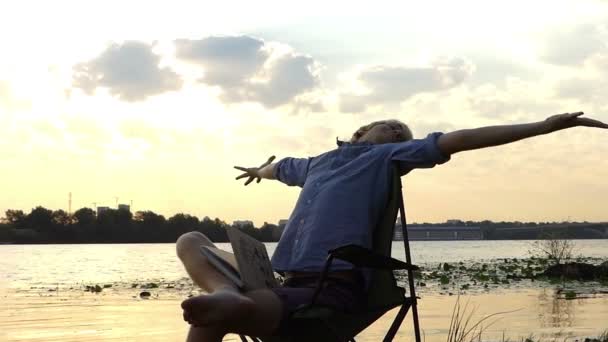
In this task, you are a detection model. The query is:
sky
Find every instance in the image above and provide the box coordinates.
[1,0,608,225]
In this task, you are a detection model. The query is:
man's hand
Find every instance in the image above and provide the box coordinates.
[544,112,608,133]
[234,156,276,186]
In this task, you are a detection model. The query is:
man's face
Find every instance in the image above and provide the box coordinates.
[360,122,410,144]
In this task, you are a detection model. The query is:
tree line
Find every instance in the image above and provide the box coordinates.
[1,207,606,244]
[0,207,279,244]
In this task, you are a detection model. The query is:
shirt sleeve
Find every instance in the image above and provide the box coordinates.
[387,132,451,174]
[273,157,312,187]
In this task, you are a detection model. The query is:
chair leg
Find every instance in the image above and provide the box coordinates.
[383,302,411,342]
[397,182,422,342]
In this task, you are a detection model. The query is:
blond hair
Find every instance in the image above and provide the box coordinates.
[350,119,413,143]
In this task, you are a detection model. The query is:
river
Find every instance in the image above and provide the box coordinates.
[1,240,607,341]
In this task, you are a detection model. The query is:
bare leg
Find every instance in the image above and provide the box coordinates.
[176,231,237,292]
[176,232,282,341]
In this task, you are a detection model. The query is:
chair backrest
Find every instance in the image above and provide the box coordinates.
[365,164,406,309]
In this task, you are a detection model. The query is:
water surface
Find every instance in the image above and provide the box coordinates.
[1,240,607,341]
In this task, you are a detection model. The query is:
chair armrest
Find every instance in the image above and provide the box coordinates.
[305,244,418,308]
[328,244,418,271]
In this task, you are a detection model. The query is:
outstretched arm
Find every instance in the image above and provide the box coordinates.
[234,156,277,185]
[437,112,608,155]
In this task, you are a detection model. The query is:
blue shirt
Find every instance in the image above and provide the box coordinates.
[271,132,450,273]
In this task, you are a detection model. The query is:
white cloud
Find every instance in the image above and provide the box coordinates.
[175,36,322,109]
[175,36,268,87]
[466,79,562,120]
[72,41,183,101]
[553,52,608,106]
[541,23,608,66]
[339,57,475,113]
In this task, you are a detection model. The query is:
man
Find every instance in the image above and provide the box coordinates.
[176,112,607,341]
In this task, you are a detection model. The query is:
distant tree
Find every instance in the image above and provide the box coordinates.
[528,232,576,264]
[27,206,53,232]
[73,208,96,226]
[0,222,15,242]
[5,209,27,228]
[115,208,133,230]
[73,207,96,241]
[52,209,71,226]
[97,209,121,241]
[259,222,277,242]
[134,211,166,241]
[168,213,199,238]
[50,209,73,240]
[199,217,228,242]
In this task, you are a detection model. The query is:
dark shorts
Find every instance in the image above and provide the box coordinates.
[270,274,366,333]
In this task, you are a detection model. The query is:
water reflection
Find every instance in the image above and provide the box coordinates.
[537,288,576,328]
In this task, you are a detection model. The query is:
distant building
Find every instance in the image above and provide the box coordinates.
[233,220,254,228]
[394,225,483,241]
[97,206,110,215]
[118,204,130,212]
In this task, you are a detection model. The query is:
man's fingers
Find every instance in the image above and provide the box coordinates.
[568,112,584,118]
[236,173,249,180]
[260,155,276,168]
[579,118,608,128]
[244,177,254,186]
[256,177,261,183]
[234,166,249,172]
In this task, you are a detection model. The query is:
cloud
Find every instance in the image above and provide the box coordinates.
[555,77,600,101]
[175,36,321,108]
[466,80,561,120]
[467,55,541,85]
[72,41,183,101]
[175,36,268,87]
[541,24,608,66]
[553,53,608,103]
[339,57,474,113]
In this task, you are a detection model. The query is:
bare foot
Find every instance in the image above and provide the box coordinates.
[181,288,255,327]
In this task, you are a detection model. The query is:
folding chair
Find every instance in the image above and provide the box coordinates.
[241,163,422,342]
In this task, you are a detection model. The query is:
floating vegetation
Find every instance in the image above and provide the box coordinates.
[394,256,608,296]
[84,284,103,293]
